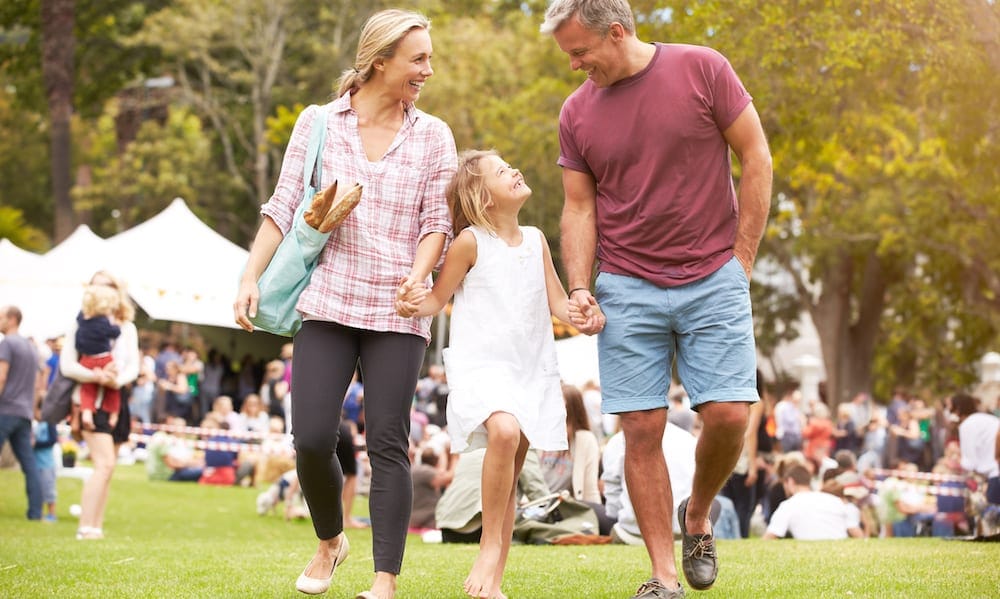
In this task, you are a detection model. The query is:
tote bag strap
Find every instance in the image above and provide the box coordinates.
[302,104,329,192]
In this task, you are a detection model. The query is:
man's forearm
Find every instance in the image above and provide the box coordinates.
[560,209,598,289]
[733,148,773,276]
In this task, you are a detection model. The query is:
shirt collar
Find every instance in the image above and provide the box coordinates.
[331,91,419,125]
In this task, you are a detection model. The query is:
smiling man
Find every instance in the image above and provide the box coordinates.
[541,1,773,597]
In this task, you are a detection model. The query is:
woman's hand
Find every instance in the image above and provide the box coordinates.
[234,278,260,332]
[395,277,428,318]
[101,364,121,389]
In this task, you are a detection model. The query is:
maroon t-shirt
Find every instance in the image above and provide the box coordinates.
[557,43,752,287]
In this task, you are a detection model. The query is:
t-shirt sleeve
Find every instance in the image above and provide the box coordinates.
[765,502,790,538]
[710,54,753,132]
[843,502,861,529]
[556,102,592,175]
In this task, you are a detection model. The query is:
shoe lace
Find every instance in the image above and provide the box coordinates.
[635,580,667,597]
[684,535,716,560]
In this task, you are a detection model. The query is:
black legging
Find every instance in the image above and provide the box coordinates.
[291,320,424,574]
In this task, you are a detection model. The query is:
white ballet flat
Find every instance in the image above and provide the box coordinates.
[75,527,104,540]
[295,533,350,595]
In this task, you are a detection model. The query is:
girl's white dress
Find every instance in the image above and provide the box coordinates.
[443,225,568,453]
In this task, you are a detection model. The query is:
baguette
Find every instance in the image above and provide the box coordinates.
[303,181,337,230]
[318,183,363,233]
[302,181,364,233]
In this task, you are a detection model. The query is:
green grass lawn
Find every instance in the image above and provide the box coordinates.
[1,462,998,598]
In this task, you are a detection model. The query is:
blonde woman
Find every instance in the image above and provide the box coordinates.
[74,284,122,431]
[235,9,458,598]
[61,270,140,540]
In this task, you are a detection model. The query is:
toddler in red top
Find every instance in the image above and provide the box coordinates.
[76,284,122,430]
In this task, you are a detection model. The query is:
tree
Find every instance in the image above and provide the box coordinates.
[0,86,49,232]
[72,102,220,236]
[39,0,74,242]
[1,0,170,241]
[0,206,47,251]
[126,0,379,242]
[660,0,1000,403]
[420,7,580,269]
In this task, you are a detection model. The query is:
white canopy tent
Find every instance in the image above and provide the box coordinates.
[0,229,106,339]
[0,199,250,340]
[103,198,249,330]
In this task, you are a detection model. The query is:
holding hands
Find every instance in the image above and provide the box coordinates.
[395,277,430,318]
[568,289,606,336]
[396,279,607,337]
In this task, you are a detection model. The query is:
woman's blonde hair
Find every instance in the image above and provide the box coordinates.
[336,9,431,97]
[90,270,136,322]
[81,284,120,319]
[446,149,499,234]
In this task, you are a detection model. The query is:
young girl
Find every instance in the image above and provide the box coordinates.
[75,284,122,431]
[396,149,604,599]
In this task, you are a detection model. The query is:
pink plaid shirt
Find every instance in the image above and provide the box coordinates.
[261,95,457,342]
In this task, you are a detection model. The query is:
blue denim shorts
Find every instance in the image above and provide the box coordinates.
[595,256,759,414]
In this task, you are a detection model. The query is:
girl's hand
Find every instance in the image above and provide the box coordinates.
[395,278,429,318]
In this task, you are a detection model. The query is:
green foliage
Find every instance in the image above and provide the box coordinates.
[265,103,306,147]
[0,0,171,117]
[653,0,1000,400]
[420,10,581,269]
[0,85,50,230]
[71,101,224,236]
[0,205,48,250]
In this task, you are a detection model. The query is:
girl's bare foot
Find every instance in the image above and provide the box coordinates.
[463,545,500,598]
[489,565,507,599]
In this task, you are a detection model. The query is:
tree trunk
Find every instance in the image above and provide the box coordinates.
[842,251,887,402]
[41,0,76,242]
[808,251,852,409]
[807,249,891,409]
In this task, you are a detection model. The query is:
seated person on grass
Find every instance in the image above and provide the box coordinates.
[764,464,864,540]
[147,416,204,482]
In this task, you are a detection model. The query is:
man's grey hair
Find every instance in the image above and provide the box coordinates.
[540,0,636,36]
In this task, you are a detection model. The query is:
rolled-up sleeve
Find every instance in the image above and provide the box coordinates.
[417,119,458,242]
[260,104,321,235]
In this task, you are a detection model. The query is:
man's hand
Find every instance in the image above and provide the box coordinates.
[568,289,606,336]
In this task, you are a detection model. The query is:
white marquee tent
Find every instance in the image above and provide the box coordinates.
[104,198,250,331]
[0,199,250,340]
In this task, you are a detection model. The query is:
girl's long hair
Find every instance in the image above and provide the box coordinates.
[446,149,498,234]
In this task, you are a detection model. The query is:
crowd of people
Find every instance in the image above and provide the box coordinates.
[410,374,1000,546]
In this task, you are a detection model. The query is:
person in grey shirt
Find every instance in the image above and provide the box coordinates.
[0,305,43,520]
